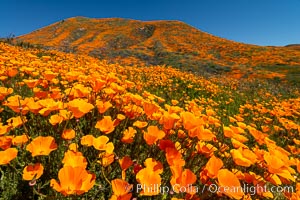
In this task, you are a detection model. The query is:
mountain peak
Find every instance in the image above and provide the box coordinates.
[16,17,300,78]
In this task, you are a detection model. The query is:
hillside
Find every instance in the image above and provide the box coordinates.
[17,16,300,80]
[0,40,300,199]
[286,44,300,51]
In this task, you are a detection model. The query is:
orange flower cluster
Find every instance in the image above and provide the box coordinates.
[0,42,299,199]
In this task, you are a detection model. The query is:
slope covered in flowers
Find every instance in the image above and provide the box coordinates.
[17,17,300,81]
[0,42,299,199]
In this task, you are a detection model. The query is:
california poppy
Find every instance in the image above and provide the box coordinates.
[93,135,114,153]
[49,114,64,126]
[0,123,11,135]
[217,169,244,199]
[38,98,63,116]
[62,129,76,140]
[165,147,185,167]
[50,166,95,196]
[171,167,197,194]
[143,126,165,145]
[121,127,136,143]
[119,156,133,180]
[98,152,115,167]
[0,147,18,165]
[95,116,115,134]
[26,136,57,157]
[110,179,133,200]
[136,158,163,196]
[0,86,13,101]
[159,112,180,130]
[133,120,148,129]
[7,116,27,128]
[0,136,13,150]
[231,148,257,167]
[81,135,94,147]
[67,99,94,118]
[23,163,44,181]
[12,134,29,146]
[96,100,112,113]
[62,150,87,168]
[143,101,160,118]
[119,156,133,171]
[205,155,224,178]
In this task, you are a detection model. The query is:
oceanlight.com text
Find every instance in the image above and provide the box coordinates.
[125,184,295,196]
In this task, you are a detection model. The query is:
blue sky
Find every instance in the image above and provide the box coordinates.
[1,0,299,46]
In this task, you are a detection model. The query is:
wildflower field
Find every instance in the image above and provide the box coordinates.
[0,42,299,200]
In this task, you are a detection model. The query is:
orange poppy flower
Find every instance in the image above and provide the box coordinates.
[119,156,133,180]
[62,129,76,140]
[90,78,106,93]
[7,67,18,77]
[49,114,64,126]
[247,126,267,145]
[96,100,112,113]
[80,135,94,147]
[95,116,115,134]
[23,163,44,181]
[136,158,163,196]
[123,104,144,119]
[38,98,63,116]
[0,148,18,165]
[121,127,136,143]
[231,138,248,149]
[98,152,115,167]
[159,112,180,130]
[217,169,244,199]
[7,116,27,128]
[189,125,216,141]
[205,155,224,179]
[62,150,87,168]
[67,99,94,118]
[229,116,237,123]
[159,140,175,151]
[23,79,41,89]
[230,125,245,134]
[112,114,126,127]
[170,167,197,194]
[50,166,95,196]
[223,126,248,143]
[93,135,114,154]
[0,136,13,150]
[0,123,11,135]
[33,87,48,99]
[59,109,73,120]
[119,156,133,171]
[26,136,57,157]
[171,99,179,106]
[143,126,165,145]
[143,101,160,118]
[133,120,148,129]
[68,143,78,152]
[165,147,185,167]
[26,98,42,114]
[195,141,217,157]
[181,112,204,130]
[0,86,13,101]
[111,179,132,200]
[43,71,58,81]
[231,148,257,167]
[3,95,29,115]
[12,134,29,146]
[263,152,295,182]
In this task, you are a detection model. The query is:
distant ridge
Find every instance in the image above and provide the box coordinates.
[17,16,300,79]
